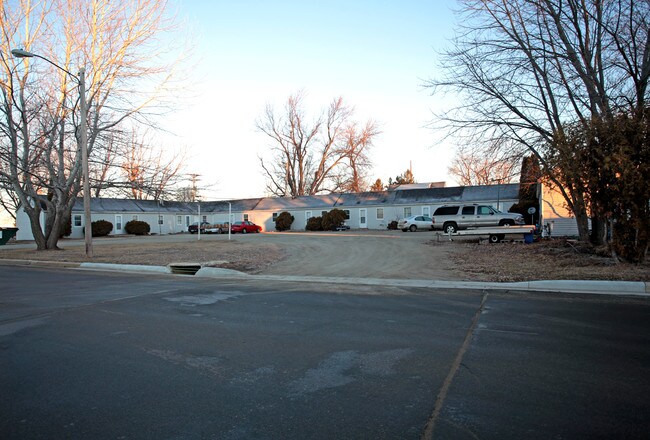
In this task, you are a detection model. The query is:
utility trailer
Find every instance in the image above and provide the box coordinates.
[437,225,536,243]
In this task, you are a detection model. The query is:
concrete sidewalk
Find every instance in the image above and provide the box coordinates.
[1,259,647,296]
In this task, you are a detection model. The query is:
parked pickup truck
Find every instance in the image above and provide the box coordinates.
[188,222,229,234]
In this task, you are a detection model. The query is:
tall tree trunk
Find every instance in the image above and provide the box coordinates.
[590,217,607,246]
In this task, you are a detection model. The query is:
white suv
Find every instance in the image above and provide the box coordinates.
[398,215,434,232]
[432,204,524,233]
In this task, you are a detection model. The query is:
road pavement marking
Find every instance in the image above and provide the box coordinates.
[421,292,489,440]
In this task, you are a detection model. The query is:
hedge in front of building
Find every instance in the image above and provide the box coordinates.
[125,220,150,235]
[91,220,113,237]
[306,216,323,231]
[321,209,347,231]
[275,211,294,231]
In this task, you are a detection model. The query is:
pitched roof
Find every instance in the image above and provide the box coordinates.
[70,183,522,213]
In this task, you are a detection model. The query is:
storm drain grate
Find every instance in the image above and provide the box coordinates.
[169,263,202,275]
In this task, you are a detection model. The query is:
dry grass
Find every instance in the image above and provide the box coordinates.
[0,240,284,273]
[442,238,649,282]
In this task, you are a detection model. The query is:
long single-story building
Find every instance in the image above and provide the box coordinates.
[14,182,581,240]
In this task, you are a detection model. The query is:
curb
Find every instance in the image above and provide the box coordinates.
[0,259,82,269]
[1,259,647,297]
[79,263,171,274]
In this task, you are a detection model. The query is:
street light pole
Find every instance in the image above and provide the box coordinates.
[12,49,93,257]
[79,68,92,257]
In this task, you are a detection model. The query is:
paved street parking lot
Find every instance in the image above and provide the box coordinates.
[2,266,649,439]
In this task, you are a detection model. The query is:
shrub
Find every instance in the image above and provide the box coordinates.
[387,220,398,230]
[91,220,113,237]
[124,220,150,235]
[322,209,347,231]
[306,216,323,231]
[275,211,295,231]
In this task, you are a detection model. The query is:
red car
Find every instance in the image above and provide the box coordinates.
[230,221,262,234]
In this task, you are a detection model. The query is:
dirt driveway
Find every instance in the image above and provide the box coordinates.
[248,231,459,280]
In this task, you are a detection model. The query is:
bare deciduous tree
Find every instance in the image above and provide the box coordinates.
[0,0,185,249]
[119,132,186,200]
[257,91,380,197]
[339,120,380,193]
[448,144,520,186]
[427,0,650,250]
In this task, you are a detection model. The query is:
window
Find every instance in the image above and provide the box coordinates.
[376,208,384,220]
[422,206,430,217]
[243,214,249,221]
[73,214,82,227]
[160,215,165,225]
[477,206,492,215]
[201,215,207,222]
[462,206,475,215]
[343,210,350,220]
[272,212,278,221]
[403,207,412,217]
[185,216,190,226]
[115,215,123,231]
[132,215,138,221]
[177,215,182,225]
[321,211,328,216]
[305,211,312,221]
[434,206,459,216]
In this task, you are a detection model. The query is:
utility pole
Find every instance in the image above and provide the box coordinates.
[188,173,201,202]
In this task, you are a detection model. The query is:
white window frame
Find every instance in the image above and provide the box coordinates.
[243,213,249,222]
[422,206,430,217]
[305,211,312,221]
[132,215,138,221]
[343,210,350,220]
[73,214,82,227]
[177,215,182,225]
[376,208,384,220]
[115,215,123,231]
[404,207,412,217]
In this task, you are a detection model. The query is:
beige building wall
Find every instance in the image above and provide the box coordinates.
[540,182,581,237]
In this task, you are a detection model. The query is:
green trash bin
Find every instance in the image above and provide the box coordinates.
[0,227,18,245]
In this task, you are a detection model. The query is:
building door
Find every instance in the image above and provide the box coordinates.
[359,209,367,228]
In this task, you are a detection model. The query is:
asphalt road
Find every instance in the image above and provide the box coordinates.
[1,266,649,439]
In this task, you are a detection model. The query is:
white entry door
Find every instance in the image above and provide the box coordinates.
[359,209,367,228]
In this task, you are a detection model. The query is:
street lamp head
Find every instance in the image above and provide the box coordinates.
[11,48,36,58]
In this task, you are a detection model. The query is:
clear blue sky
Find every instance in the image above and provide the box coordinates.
[166,0,461,199]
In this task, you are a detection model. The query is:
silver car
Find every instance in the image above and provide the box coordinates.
[432,204,525,233]
[398,215,434,232]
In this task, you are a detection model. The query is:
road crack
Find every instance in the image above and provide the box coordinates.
[421,291,488,439]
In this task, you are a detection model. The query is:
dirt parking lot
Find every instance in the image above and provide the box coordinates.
[0,230,647,282]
